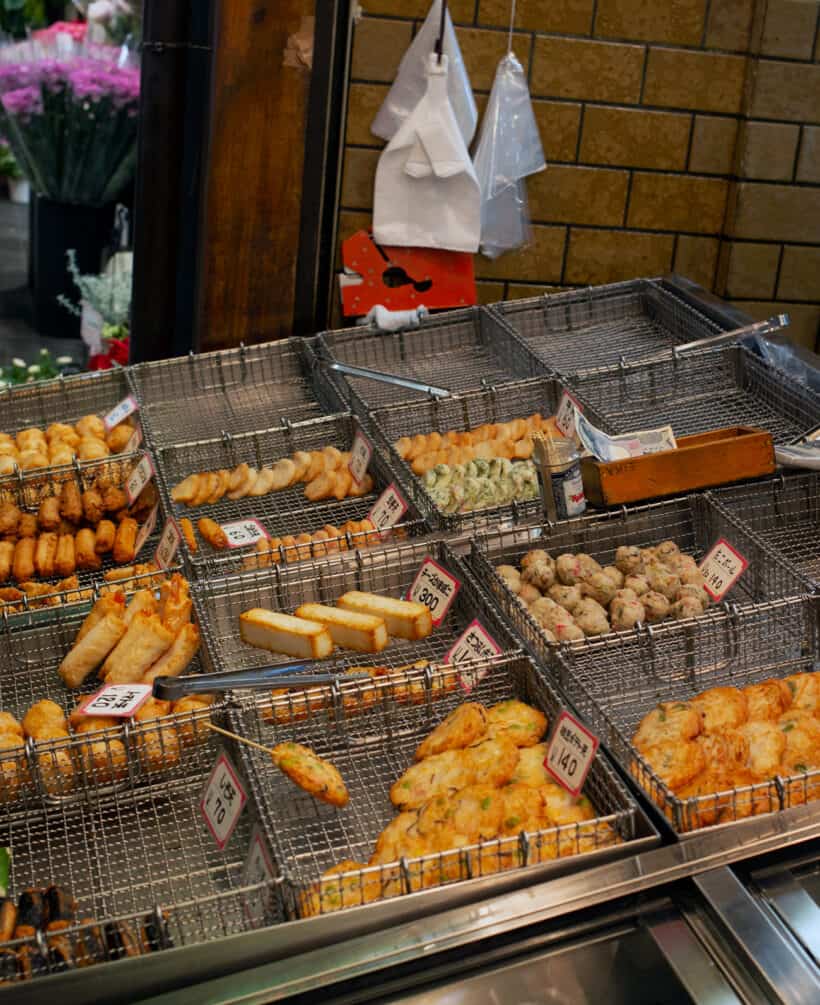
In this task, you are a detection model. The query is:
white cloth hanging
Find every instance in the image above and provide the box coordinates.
[371,0,477,146]
[373,54,481,253]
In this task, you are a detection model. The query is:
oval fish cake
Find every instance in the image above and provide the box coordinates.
[637,740,706,791]
[417,784,503,842]
[271,742,349,807]
[390,749,471,810]
[463,737,520,788]
[695,731,749,772]
[633,702,700,752]
[691,687,748,733]
[777,710,820,764]
[674,771,729,829]
[499,782,546,835]
[539,782,601,857]
[738,720,786,777]
[370,811,427,865]
[783,672,820,713]
[743,679,792,722]
[725,767,776,822]
[508,743,550,787]
[300,860,400,916]
[484,699,547,747]
[414,702,487,761]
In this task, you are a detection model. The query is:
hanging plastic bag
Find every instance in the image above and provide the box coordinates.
[473,52,546,259]
[371,0,477,146]
[373,53,481,253]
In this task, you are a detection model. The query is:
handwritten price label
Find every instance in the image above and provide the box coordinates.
[699,538,748,601]
[555,390,582,440]
[348,430,372,485]
[447,619,502,693]
[125,455,154,506]
[241,826,276,927]
[124,425,143,454]
[545,710,599,797]
[77,683,152,719]
[155,518,181,568]
[200,751,247,850]
[134,504,158,557]
[222,519,269,549]
[103,394,139,432]
[367,483,408,535]
[407,557,460,627]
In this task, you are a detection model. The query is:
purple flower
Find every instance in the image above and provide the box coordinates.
[1,86,43,119]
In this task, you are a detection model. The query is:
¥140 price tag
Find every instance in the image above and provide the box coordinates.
[241,826,276,927]
[103,394,139,432]
[407,557,460,627]
[545,710,599,797]
[155,518,181,569]
[367,482,408,535]
[699,537,748,601]
[201,750,247,850]
[124,424,143,455]
[78,683,152,719]
[348,430,372,485]
[221,519,269,549]
[134,504,158,557]
[126,455,155,505]
[447,619,502,693]
[555,390,582,440]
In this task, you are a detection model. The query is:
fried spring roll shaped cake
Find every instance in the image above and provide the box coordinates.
[142,623,201,684]
[102,613,175,684]
[59,609,128,689]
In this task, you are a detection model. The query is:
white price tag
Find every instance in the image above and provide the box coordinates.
[241,826,276,927]
[446,619,502,692]
[348,430,372,485]
[124,425,143,454]
[103,394,139,432]
[407,557,460,627]
[125,455,154,506]
[545,710,599,797]
[555,390,582,439]
[699,537,748,601]
[77,683,152,719]
[367,482,408,535]
[133,504,158,557]
[200,750,247,850]
[155,518,181,568]
[221,519,269,549]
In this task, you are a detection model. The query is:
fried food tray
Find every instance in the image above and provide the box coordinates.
[367,377,613,533]
[153,414,430,576]
[489,279,725,380]
[316,307,547,415]
[467,494,808,660]
[568,345,820,444]
[229,653,649,920]
[710,473,820,592]
[130,338,345,448]
[552,598,819,835]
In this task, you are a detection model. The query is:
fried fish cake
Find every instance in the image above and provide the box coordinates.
[414,702,488,761]
[390,749,471,810]
[633,701,700,752]
[726,768,776,822]
[539,781,597,826]
[370,811,427,864]
[300,860,399,917]
[484,699,547,747]
[743,679,792,722]
[463,737,520,789]
[636,740,706,791]
[271,742,349,807]
[690,687,748,733]
[418,784,503,842]
[499,782,545,835]
[783,672,820,713]
[508,743,550,787]
[674,771,728,829]
[778,711,820,764]
[738,720,786,777]
[695,731,749,771]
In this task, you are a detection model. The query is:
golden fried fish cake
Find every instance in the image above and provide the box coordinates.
[484,699,548,747]
[726,768,776,822]
[674,771,729,829]
[690,687,748,732]
[508,743,550,787]
[414,702,488,761]
[637,740,706,791]
[370,811,426,865]
[463,737,520,789]
[779,757,820,808]
[299,860,400,916]
[783,672,820,713]
[778,710,820,763]
[539,781,597,826]
[743,679,792,722]
[271,742,349,807]
[499,782,546,835]
[390,749,471,810]
[695,731,749,771]
[418,784,503,842]
[738,720,786,777]
[633,701,700,752]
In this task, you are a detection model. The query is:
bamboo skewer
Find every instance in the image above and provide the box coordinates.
[205,721,272,756]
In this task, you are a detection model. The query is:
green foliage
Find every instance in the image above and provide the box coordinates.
[0,348,77,387]
[0,141,22,180]
[0,0,47,38]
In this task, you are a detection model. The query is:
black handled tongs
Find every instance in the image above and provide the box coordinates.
[327,361,450,399]
[152,663,372,702]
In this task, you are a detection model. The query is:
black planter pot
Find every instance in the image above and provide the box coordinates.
[31,195,116,338]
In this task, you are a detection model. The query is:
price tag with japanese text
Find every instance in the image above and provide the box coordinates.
[77,683,152,719]
[545,710,599,797]
[699,538,748,601]
[134,504,158,557]
[103,394,139,433]
[221,519,269,549]
[124,424,143,454]
[241,826,276,927]
[555,390,582,440]
[348,430,372,485]
[407,557,460,627]
[367,483,408,535]
[200,750,247,850]
[447,619,502,692]
[125,454,154,505]
[155,518,181,568]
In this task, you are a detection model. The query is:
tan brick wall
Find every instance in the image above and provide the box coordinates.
[337,0,820,349]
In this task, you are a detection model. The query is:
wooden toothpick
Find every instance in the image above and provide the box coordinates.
[205,721,272,756]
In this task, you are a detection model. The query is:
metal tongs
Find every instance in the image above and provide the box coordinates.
[672,313,790,358]
[152,663,372,702]
[327,361,450,399]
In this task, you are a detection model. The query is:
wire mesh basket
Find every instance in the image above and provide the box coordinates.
[154,414,431,576]
[710,473,820,592]
[551,598,819,835]
[489,279,726,380]
[368,377,613,533]
[130,338,345,449]
[467,494,808,661]
[229,653,647,920]
[569,345,820,443]
[316,307,548,415]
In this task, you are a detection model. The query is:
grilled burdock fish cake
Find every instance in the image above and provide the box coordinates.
[14,890,45,937]
[140,911,173,953]
[390,749,471,810]
[44,885,76,932]
[484,699,547,747]
[414,702,487,761]
[0,898,16,941]
[633,701,700,752]
[104,921,142,960]
[271,742,349,807]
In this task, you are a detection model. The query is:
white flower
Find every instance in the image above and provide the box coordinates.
[39,347,49,356]
[11,358,24,368]
[56,356,73,365]
[27,364,40,375]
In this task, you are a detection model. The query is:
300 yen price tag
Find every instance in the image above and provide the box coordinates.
[221,519,269,549]
[699,537,749,601]
[155,518,181,568]
[368,482,408,535]
[200,750,247,850]
[103,394,139,433]
[125,455,154,505]
[134,504,158,557]
[446,619,502,693]
[241,826,276,927]
[545,710,599,797]
[555,390,582,439]
[77,683,152,719]
[407,557,460,627]
[348,430,372,485]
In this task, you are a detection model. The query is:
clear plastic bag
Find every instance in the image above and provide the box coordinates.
[473,52,546,259]
[371,0,477,145]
